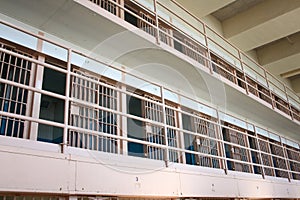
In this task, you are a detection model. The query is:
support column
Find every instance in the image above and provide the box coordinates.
[177,98,186,164]
[161,87,169,167]
[29,32,45,141]
[120,70,128,155]
[253,126,266,179]
[153,0,160,45]
[216,111,228,174]
[203,25,214,74]
[62,48,72,153]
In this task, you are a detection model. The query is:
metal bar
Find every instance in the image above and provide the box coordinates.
[153,0,160,45]
[161,86,170,167]
[253,126,266,179]
[216,110,228,173]
[62,49,72,153]
[280,137,292,181]
[203,25,213,74]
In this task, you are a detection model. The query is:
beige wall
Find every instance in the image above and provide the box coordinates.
[201,15,224,36]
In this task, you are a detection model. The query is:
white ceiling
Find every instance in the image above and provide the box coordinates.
[176,0,300,95]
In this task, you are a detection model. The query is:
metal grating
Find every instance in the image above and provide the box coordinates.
[69,69,118,153]
[194,114,220,168]
[258,138,274,176]
[223,125,251,173]
[0,43,32,138]
[286,147,300,180]
[90,0,117,15]
[211,53,236,84]
[144,96,164,160]
[183,38,206,66]
[165,106,178,163]
[140,12,156,37]
[270,142,288,178]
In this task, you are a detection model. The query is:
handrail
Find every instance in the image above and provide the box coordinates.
[1,19,300,180]
[5,0,300,125]
[134,0,300,110]
[157,17,208,50]
[169,0,299,103]
[156,2,205,36]
[0,2,299,145]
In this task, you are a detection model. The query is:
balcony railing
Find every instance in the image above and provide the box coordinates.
[0,19,300,182]
[85,0,300,123]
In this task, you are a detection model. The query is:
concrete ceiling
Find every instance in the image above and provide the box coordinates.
[176,0,300,96]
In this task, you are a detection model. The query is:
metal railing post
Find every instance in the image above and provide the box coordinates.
[253,126,266,179]
[203,25,213,74]
[283,84,294,120]
[63,48,72,153]
[216,111,228,174]
[264,71,275,108]
[153,0,160,45]
[161,86,170,167]
[280,137,292,182]
[238,51,249,95]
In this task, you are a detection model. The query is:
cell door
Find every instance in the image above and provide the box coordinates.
[0,42,34,138]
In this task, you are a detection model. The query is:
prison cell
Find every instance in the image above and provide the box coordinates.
[87,0,300,124]
[139,12,156,37]
[182,38,207,66]
[0,43,33,138]
[165,105,179,163]
[257,84,272,105]
[159,25,173,46]
[182,110,220,168]
[194,114,220,168]
[273,94,290,115]
[246,76,259,96]
[269,140,289,178]
[222,124,251,173]
[291,106,300,121]
[144,95,164,160]
[90,0,117,15]
[173,30,207,66]
[286,146,300,180]
[247,132,262,174]
[210,53,237,84]
[69,69,118,153]
[258,136,275,177]
[0,20,300,183]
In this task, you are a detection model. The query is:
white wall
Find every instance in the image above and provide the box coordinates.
[0,137,299,198]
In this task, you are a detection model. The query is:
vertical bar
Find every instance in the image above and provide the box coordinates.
[29,55,45,140]
[280,136,292,181]
[253,126,265,179]
[153,0,160,45]
[203,25,213,74]
[161,86,169,167]
[119,0,125,19]
[266,137,276,176]
[23,57,34,139]
[264,71,275,109]
[63,48,72,153]
[216,111,228,174]
[244,131,254,173]
[283,84,293,120]
[120,70,128,155]
[238,51,249,95]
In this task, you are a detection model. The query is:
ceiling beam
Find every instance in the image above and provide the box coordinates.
[255,31,300,79]
[256,32,300,66]
[281,69,300,79]
[222,0,300,51]
[291,77,300,93]
[175,0,236,18]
